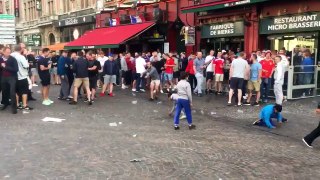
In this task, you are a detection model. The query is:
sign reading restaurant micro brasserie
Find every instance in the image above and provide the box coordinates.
[201,21,244,38]
[260,13,320,34]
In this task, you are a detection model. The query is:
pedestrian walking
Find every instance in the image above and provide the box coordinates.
[302,108,320,148]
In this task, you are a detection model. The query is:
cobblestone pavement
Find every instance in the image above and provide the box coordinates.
[0,86,320,180]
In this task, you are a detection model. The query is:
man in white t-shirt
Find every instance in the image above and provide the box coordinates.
[135,53,146,92]
[97,51,108,88]
[227,52,250,106]
[204,50,215,94]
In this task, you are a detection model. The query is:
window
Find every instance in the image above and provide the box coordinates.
[63,0,70,13]
[24,3,27,20]
[48,0,54,15]
[81,0,89,9]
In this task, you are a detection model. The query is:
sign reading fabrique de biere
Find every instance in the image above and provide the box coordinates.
[260,13,320,34]
[201,21,244,38]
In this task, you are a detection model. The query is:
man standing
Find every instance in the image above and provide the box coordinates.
[228,52,249,106]
[163,53,175,91]
[193,52,205,97]
[101,55,118,97]
[213,52,224,95]
[27,51,38,86]
[260,51,275,103]
[145,61,160,101]
[97,51,108,88]
[205,50,215,94]
[57,51,70,100]
[50,51,60,85]
[38,48,53,106]
[135,53,147,92]
[120,53,128,89]
[87,51,100,101]
[13,45,33,110]
[274,56,285,105]
[244,54,262,106]
[0,47,18,114]
[0,44,4,106]
[69,51,92,105]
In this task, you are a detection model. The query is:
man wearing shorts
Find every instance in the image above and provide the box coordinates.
[12,44,33,111]
[145,61,160,101]
[101,55,118,97]
[205,50,215,94]
[38,48,53,106]
[27,51,38,86]
[69,51,92,105]
[228,52,250,106]
[244,53,262,106]
[214,52,224,94]
[163,53,175,91]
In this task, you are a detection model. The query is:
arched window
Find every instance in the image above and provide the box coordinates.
[49,33,55,45]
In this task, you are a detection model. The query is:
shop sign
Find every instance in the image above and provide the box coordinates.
[260,13,320,34]
[201,21,244,38]
[56,15,94,27]
[0,14,16,44]
[182,26,195,46]
[25,34,41,47]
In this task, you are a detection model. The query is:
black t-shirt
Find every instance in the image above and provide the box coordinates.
[27,54,37,68]
[74,57,89,78]
[51,55,58,68]
[154,59,165,74]
[88,60,100,77]
[37,56,50,78]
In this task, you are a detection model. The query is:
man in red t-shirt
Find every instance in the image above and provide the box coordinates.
[213,52,224,94]
[163,53,175,90]
[259,50,275,103]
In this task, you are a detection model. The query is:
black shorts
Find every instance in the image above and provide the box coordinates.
[224,70,230,81]
[16,78,29,95]
[40,75,51,86]
[230,77,244,90]
[173,71,180,79]
[89,76,98,89]
[206,72,214,80]
[133,72,138,80]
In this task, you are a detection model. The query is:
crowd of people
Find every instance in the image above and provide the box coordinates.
[0,43,315,131]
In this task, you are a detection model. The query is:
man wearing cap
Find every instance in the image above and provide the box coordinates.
[253,104,286,129]
[260,50,275,103]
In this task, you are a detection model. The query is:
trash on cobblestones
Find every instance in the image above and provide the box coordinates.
[132,93,136,97]
[153,110,158,113]
[200,110,204,115]
[36,90,41,94]
[132,134,137,137]
[192,110,196,113]
[156,101,162,104]
[109,122,117,127]
[4,175,10,178]
[237,110,244,113]
[132,100,138,104]
[118,122,122,125]
[130,159,142,162]
[210,112,217,115]
[22,111,30,114]
[42,117,66,122]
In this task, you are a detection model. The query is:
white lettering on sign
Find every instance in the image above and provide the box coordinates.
[65,18,78,26]
[209,23,235,36]
[267,14,320,31]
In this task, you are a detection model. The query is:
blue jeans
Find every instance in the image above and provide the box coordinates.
[174,99,192,126]
[260,78,271,102]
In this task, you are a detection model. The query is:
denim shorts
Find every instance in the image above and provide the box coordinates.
[164,73,173,81]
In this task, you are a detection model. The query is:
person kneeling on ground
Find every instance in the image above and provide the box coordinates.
[253,104,287,129]
[173,72,196,130]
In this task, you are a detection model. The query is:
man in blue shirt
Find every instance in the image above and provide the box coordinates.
[57,51,71,100]
[253,104,287,129]
[244,54,262,106]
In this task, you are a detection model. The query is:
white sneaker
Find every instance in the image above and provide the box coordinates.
[32,84,38,87]
[160,90,164,94]
[140,89,145,92]
[122,85,126,89]
[179,115,187,120]
[132,89,136,92]
[302,138,313,148]
[68,96,73,99]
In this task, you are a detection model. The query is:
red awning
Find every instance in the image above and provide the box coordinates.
[65,22,155,49]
